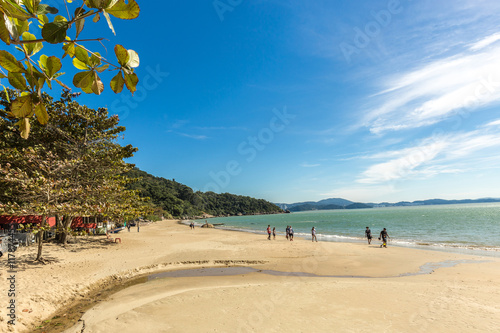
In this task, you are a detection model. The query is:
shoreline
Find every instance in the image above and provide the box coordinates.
[1,219,499,332]
[185,219,500,258]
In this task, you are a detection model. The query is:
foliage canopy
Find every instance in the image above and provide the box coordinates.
[0,0,140,138]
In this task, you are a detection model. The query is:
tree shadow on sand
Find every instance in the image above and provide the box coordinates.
[1,236,120,271]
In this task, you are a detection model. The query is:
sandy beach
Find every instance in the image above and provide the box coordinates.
[1,219,499,332]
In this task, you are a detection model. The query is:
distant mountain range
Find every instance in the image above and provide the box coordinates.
[275,197,500,212]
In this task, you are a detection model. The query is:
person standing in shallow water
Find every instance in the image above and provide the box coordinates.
[379,228,389,248]
[272,227,276,240]
[311,227,317,242]
[365,227,372,244]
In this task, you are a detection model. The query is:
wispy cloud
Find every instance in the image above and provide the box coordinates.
[171,119,189,129]
[364,39,500,134]
[177,132,209,140]
[300,162,321,168]
[469,32,500,51]
[193,126,248,131]
[357,124,500,184]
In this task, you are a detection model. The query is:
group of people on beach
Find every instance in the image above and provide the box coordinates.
[365,227,390,247]
[267,225,317,242]
[266,225,276,240]
[264,225,389,247]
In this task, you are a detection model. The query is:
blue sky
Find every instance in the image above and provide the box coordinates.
[3,0,500,204]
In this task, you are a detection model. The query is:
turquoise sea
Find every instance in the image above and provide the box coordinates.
[194,203,500,257]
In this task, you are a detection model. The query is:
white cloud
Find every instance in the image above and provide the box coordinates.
[300,162,321,168]
[483,119,500,127]
[357,125,500,184]
[469,32,500,51]
[365,43,500,134]
[177,133,209,140]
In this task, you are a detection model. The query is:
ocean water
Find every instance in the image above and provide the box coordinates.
[194,203,500,257]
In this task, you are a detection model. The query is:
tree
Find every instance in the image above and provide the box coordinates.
[0,0,140,138]
[0,89,149,259]
[0,146,84,260]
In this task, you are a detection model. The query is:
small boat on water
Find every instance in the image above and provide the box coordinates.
[212,223,225,226]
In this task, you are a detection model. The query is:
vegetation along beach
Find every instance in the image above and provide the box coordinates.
[2,1,500,332]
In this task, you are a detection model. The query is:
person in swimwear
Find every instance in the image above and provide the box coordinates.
[311,227,317,242]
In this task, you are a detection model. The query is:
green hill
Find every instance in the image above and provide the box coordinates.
[125,168,283,219]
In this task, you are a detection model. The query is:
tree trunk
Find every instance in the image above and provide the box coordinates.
[61,215,73,245]
[55,214,63,242]
[36,215,46,261]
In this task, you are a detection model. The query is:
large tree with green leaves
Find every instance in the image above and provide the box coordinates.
[0,0,140,138]
[0,89,149,259]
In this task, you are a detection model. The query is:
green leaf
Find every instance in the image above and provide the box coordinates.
[102,10,115,35]
[54,15,68,23]
[22,32,43,56]
[96,64,109,73]
[110,71,124,93]
[75,16,85,38]
[21,0,36,15]
[75,47,89,64]
[126,49,139,68]
[7,72,27,90]
[106,0,140,20]
[0,16,11,45]
[19,117,31,139]
[36,4,59,15]
[123,72,138,94]
[73,71,94,89]
[114,44,129,66]
[35,103,49,125]
[54,78,70,90]
[14,19,28,36]
[80,82,94,94]
[45,56,62,77]
[1,0,32,20]
[41,21,69,44]
[4,16,18,41]
[93,12,100,23]
[0,50,26,73]
[11,94,33,117]
[85,0,111,9]
[62,42,75,58]
[73,58,89,70]
[91,72,104,95]
[38,54,48,69]
[88,52,101,67]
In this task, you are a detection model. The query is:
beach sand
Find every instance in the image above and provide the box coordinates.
[1,219,499,332]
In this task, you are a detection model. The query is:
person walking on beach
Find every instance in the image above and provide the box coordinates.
[289,226,294,241]
[137,221,140,232]
[365,227,372,244]
[272,227,276,240]
[127,223,131,232]
[267,225,271,240]
[286,226,290,240]
[379,228,389,248]
[311,227,317,242]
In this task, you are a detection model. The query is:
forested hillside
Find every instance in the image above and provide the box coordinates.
[125,168,283,218]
